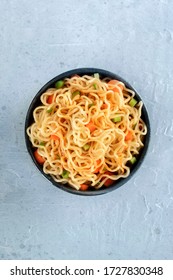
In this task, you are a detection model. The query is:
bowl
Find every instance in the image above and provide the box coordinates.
[25,68,150,196]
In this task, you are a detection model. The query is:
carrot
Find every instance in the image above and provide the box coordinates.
[102,171,114,187]
[108,80,124,93]
[50,134,59,141]
[86,121,97,133]
[34,149,45,164]
[47,95,54,104]
[101,104,108,109]
[125,131,133,141]
[80,184,89,191]
[94,159,102,173]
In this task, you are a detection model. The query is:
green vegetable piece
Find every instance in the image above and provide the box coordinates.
[83,144,90,151]
[47,108,53,113]
[94,73,99,79]
[62,170,69,179]
[93,83,97,89]
[40,141,45,146]
[89,103,94,108]
[129,98,137,107]
[112,116,122,123]
[72,90,80,99]
[130,156,137,164]
[55,80,64,89]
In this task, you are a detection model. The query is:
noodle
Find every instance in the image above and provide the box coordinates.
[27,74,147,191]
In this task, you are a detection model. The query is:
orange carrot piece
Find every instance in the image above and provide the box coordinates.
[86,121,97,133]
[94,159,102,173]
[47,95,54,104]
[102,171,114,187]
[34,149,45,164]
[80,184,89,191]
[125,131,133,141]
[50,134,59,141]
[108,80,124,93]
[104,178,114,187]
[101,104,108,109]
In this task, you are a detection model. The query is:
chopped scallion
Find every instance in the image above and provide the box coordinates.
[62,170,69,179]
[129,98,137,107]
[88,103,94,108]
[72,90,80,99]
[83,144,90,151]
[111,116,122,123]
[94,73,99,79]
[93,83,97,89]
[40,141,45,146]
[130,156,137,164]
[55,80,64,89]
[47,108,53,113]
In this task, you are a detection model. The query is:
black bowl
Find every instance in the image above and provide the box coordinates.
[25,68,150,196]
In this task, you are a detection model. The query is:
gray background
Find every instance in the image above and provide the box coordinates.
[0,0,173,260]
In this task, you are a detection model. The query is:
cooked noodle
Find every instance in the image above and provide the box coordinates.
[27,74,147,190]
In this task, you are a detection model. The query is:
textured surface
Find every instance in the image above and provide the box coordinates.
[0,0,173,260]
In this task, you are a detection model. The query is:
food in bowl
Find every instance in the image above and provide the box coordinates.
[26,73,147,192]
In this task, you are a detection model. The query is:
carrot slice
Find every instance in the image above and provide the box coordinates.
[34,149,45,164]
[102,171,114,187]
[104,178,114,187]
[101,104,108,109]
[47,95,54,104]
[94,159,102,173]
[50,134,59,141]
[86,121,97,133]
[80,184,89,191]
[108,80,124,93]
[125,131,133,141]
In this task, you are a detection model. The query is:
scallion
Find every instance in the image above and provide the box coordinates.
[94,73,99,79]
[39,141,45,146]
[93,83,97,89]
[129,98,137,107]
[72,90,80,99]
[89,103,94,108]
[130,156,137,164]
[111,116,122,123]
[62,170,69,179]
[83,144,90,151]
[47,108,53,113]
[55,80,64,89]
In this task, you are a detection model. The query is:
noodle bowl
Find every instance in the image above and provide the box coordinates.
[25,69,150,195]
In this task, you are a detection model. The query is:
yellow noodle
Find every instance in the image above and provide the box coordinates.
[27,75,147,190]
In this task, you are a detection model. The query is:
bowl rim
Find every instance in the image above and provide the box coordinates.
[25,67,151,196]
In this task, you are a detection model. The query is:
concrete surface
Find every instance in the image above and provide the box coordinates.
[0,0,173,260]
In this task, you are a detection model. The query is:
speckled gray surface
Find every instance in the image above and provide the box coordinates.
[0,0,173,260]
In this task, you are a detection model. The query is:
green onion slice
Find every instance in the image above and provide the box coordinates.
[129,98,137,107]
[111,116,122,123]
[72,90,80,99]
[83,144,90,151]
[47,108,53,113]
[93,83,97,89]
[62,170,69,179]
[55,80,64,89]
[89,103,94,108]
[39,141,45,146]
[94,73,99,79]
[130,156,137,164]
